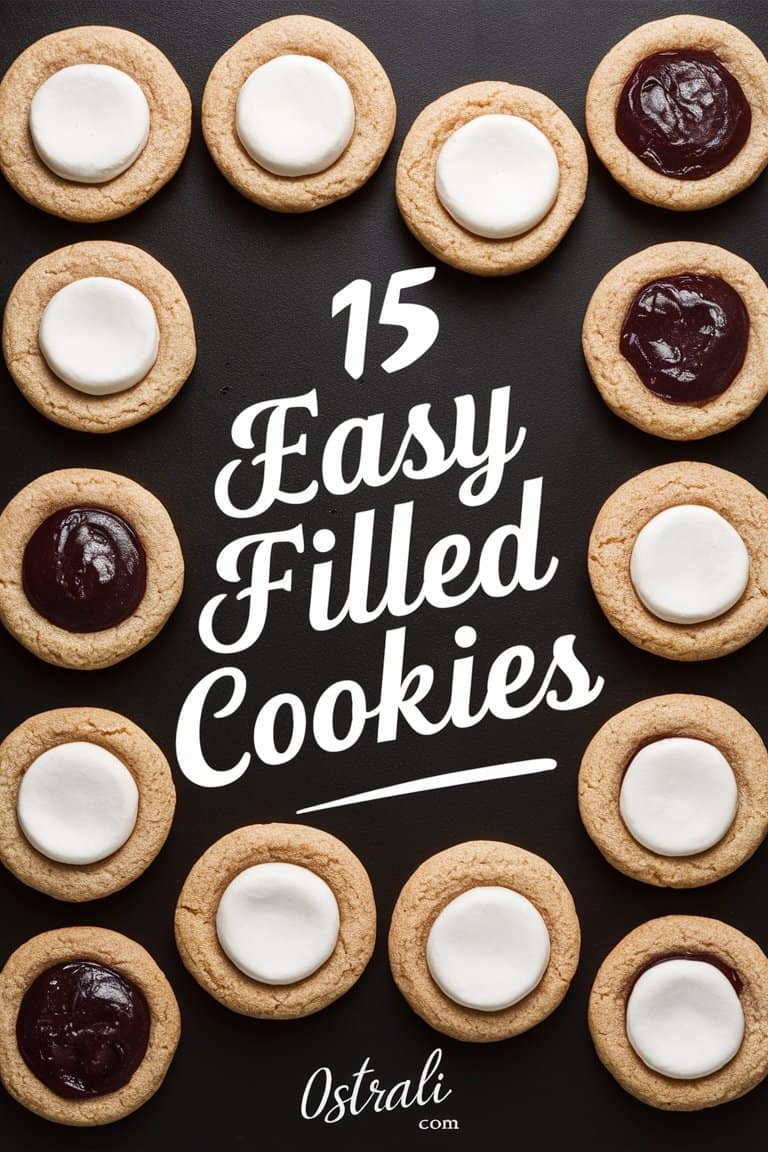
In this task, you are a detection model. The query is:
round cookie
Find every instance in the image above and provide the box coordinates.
[388,841,580,1042]
[583,243,768,439]
[175,823,376,1018]
[586,16,768,211]
[0,707,175,901]
[4,241,196,433]
[588,462,768,661]
[0,26,190,221]
[589,916,768,1110]
[0,927,180,1126]
[396,82,588,275]
[579,695,768,887]
[202,15,396,212]
[0,468,183,670]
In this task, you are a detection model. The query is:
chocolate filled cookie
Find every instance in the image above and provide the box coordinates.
[583,243,768,439]
[0,469,183,669]
[397,82,587,275]
[586,16,768,210]
[175,824,376,1018]
[388,842,580,1041]
[588,462,768,660]
[579,695,768,887]
[0,26,190,221]
[0,927,180,1125]
[203,15,396,212]
[589,916,768,1110]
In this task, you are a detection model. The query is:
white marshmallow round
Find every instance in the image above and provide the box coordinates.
[29,64,150,183]
[216,862,340,984]
[435,114,560,239]
[235,54,355,177]
[620,737,738,857]
[39,277,160,396]
[17,741,139,866]
[630,504,749,625]
[426,885,550,1012]
[626,959,744,1079]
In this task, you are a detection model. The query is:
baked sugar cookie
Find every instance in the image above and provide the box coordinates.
[0,708,175,901]
[4,242,196,433]
[0,26,190,221]
[0,927,180,1126]
[583,243,768,439]
[202,15,396,211]
[579,695,768,887]
[396,82,587,275]
[586,16,768,210]
[589,916,768,1110]
[588,463,768,660]
[175,824,375,1018]
[388,842,580,1041]
[0,468,183,670]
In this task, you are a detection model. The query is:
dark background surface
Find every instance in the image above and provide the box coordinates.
[1,0,767,1147]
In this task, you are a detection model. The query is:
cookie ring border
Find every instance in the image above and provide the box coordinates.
[3,241,196,433]
[582,242,768,440]
[589,915,768,1110]
[588,462,768,661]
[202,14,396,212]
[0,25,191,222]
[0,707,176,901]
[578,694,768,887]
[0,468,184,670]
[395,81,588,276]
[174,823,376,1019]
[0,926,180,1126]
[585,15,768,211]
[388,841,580,1042]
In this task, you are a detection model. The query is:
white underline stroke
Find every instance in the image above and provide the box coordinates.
[296,758,557,814]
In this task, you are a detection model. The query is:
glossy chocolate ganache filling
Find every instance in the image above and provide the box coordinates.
[616,49,751,179]
[16,960,151,1099]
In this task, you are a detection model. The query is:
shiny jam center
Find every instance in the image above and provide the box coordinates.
[16,960,151,1099]
[630,951,743,996]
[616,49,751,179]
[620,273,749,403]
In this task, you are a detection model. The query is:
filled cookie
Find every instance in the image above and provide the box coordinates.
[586,16,768,211]
[0,468,184,670]
[203,15,396,211]
[0,927,180,1125]
[388,841,580,1041]
[396,82,587,275]
[175,823,375,1018]
[579,695,768,887]
[0,708,175,901]
[4,241,196,433]
[588,462,768,660]
[583,242,768,439]
[0,26,190,221]
[589,916,768,1110]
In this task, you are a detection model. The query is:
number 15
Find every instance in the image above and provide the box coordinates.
[331,267,439,380]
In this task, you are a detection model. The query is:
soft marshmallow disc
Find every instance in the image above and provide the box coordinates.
[29,64,150,183]
[39,276,160,395]
[426,885,550,1011]
[620,737,738,857]
[435,114,560,239]
[235,54,355,177]
[626,958,744,1079]
[216,862,340,984]
[17,741,139,865]
[630,504,749,624]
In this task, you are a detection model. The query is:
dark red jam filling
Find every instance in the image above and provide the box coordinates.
[616,49,751,179]
[22,505,146,632]
[620,274,749,404]
[630,951,743,996]
[16,960,151,1099]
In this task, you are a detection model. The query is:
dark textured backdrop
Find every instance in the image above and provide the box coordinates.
[1,1,767,1147]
